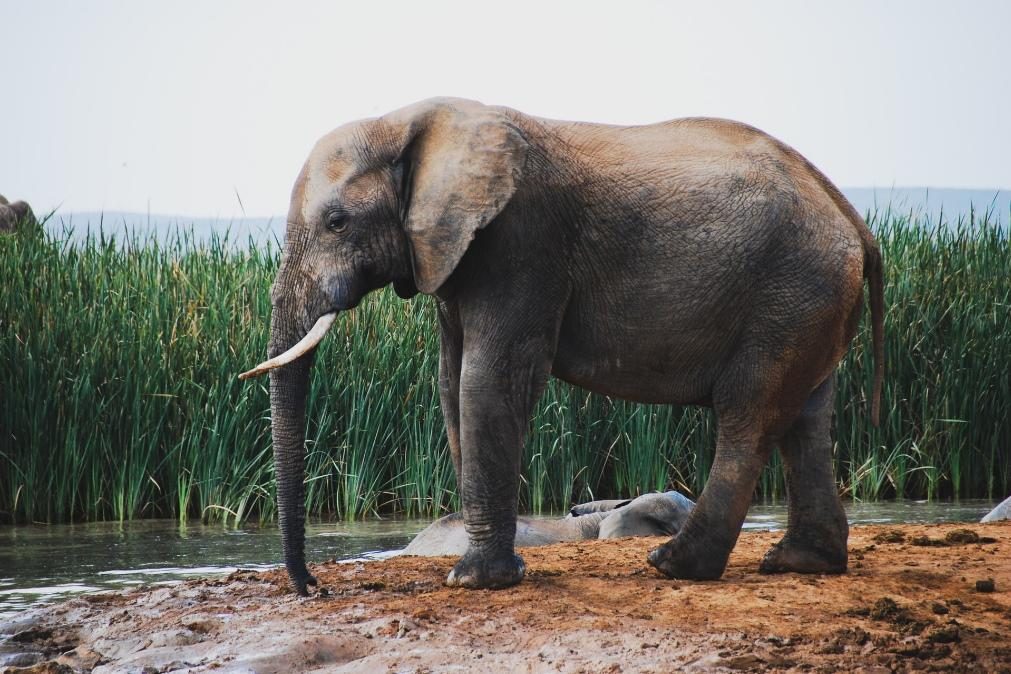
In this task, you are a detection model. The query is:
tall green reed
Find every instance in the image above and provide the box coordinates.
[1,208,1008,524]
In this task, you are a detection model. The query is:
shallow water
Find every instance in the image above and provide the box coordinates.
[0,519,425,621]
[0,500,996,621]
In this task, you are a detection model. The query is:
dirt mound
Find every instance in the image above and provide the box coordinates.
[4,522,1009,673]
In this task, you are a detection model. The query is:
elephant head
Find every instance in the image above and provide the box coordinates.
[240,98,528,594]
[0,198,36,233]
[597,491,695,539]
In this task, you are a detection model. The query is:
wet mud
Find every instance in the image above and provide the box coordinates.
[3,522,1009,673]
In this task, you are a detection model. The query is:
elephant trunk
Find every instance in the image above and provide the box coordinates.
[266,307,321,595]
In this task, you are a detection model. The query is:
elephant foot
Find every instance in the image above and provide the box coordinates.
[759,537,847,575]
[287,565,319,597]
[647,540,727,580]
[445,549,526,589]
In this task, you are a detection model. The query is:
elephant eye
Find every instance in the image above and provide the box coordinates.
[325,209,349,232]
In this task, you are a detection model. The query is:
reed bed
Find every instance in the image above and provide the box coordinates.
[1,209,1008,524]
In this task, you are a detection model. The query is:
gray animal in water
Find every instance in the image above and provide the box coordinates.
[981,495,1011,523]
[403,492,695,557]
[0,195,36,232]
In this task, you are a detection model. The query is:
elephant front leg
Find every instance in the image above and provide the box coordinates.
[445,356,550,589]
[437,305,464,482]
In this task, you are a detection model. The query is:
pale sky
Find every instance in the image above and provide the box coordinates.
[1,0,1009,217]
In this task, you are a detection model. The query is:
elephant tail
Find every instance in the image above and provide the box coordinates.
[829,190,886,427]
[863,240,885,426]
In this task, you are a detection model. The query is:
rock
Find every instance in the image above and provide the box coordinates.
[981,494,1011,523]
[89,636,148,660]
[55,645,102,670]
[145,629,203,648]
[975,578,995,593]
[0,652,44,668]
[716,654,765,670]
[9,629,52,644]
[0,615,43,637]
[179,617,218,635]
[1,662,74,673]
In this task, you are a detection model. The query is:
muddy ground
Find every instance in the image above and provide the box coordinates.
[3,522,1009,673]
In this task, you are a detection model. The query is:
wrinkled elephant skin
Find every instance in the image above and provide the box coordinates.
[244,97,885,594]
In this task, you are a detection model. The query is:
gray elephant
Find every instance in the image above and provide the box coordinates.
[0,194,36,232]
[981,495,1011,523]
[240,97,884,595]
[404,491,695,556]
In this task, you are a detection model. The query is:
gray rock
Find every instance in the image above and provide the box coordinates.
[146,628,204,648]
[0,651,45,667]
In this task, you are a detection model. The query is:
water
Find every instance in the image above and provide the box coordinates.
[744,499,993,531]
[0,500,996,621]
[0,519,425,621]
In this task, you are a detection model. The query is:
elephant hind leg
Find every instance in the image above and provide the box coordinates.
[647,341,823,581]
[759,377,848,574]
[648,417,772,580]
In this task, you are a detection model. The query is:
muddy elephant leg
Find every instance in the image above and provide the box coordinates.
[760,377,848,574]
[437,302,464,481]
[444,340,554,589]
[648,417,771,580]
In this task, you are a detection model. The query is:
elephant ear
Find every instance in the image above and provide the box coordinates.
[392,99,528,294]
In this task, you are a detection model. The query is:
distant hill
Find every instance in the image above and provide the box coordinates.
[844,187,1009,223]
[44,212,285,249]
[44,188,1008,248]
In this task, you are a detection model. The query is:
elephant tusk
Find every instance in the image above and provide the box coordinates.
[238,312,338,380]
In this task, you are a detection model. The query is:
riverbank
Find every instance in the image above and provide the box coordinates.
[4,522,1009,673]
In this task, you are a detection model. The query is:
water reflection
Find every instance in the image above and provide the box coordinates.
[0,500,996,621]
[0,518,425,620]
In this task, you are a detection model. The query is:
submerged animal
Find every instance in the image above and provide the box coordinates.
[981,495,1011,523]
[403,491,695,556]
[239,97,884,595]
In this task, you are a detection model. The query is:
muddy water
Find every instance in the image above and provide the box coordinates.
[0,500,995,620]
[0,519,424,621]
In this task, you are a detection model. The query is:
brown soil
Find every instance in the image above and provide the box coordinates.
[4,522,1010,673]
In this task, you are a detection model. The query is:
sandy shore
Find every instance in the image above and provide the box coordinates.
[2,522,1009,673]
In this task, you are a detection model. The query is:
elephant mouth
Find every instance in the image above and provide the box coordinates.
[237,312,338,380]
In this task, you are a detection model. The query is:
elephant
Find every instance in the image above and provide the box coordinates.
[0,195,36,232]
[403,491,695,556]
[981,495,1011,523]
[239,97,884,595]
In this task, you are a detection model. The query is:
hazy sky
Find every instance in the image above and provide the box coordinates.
[2,1,1009,217]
